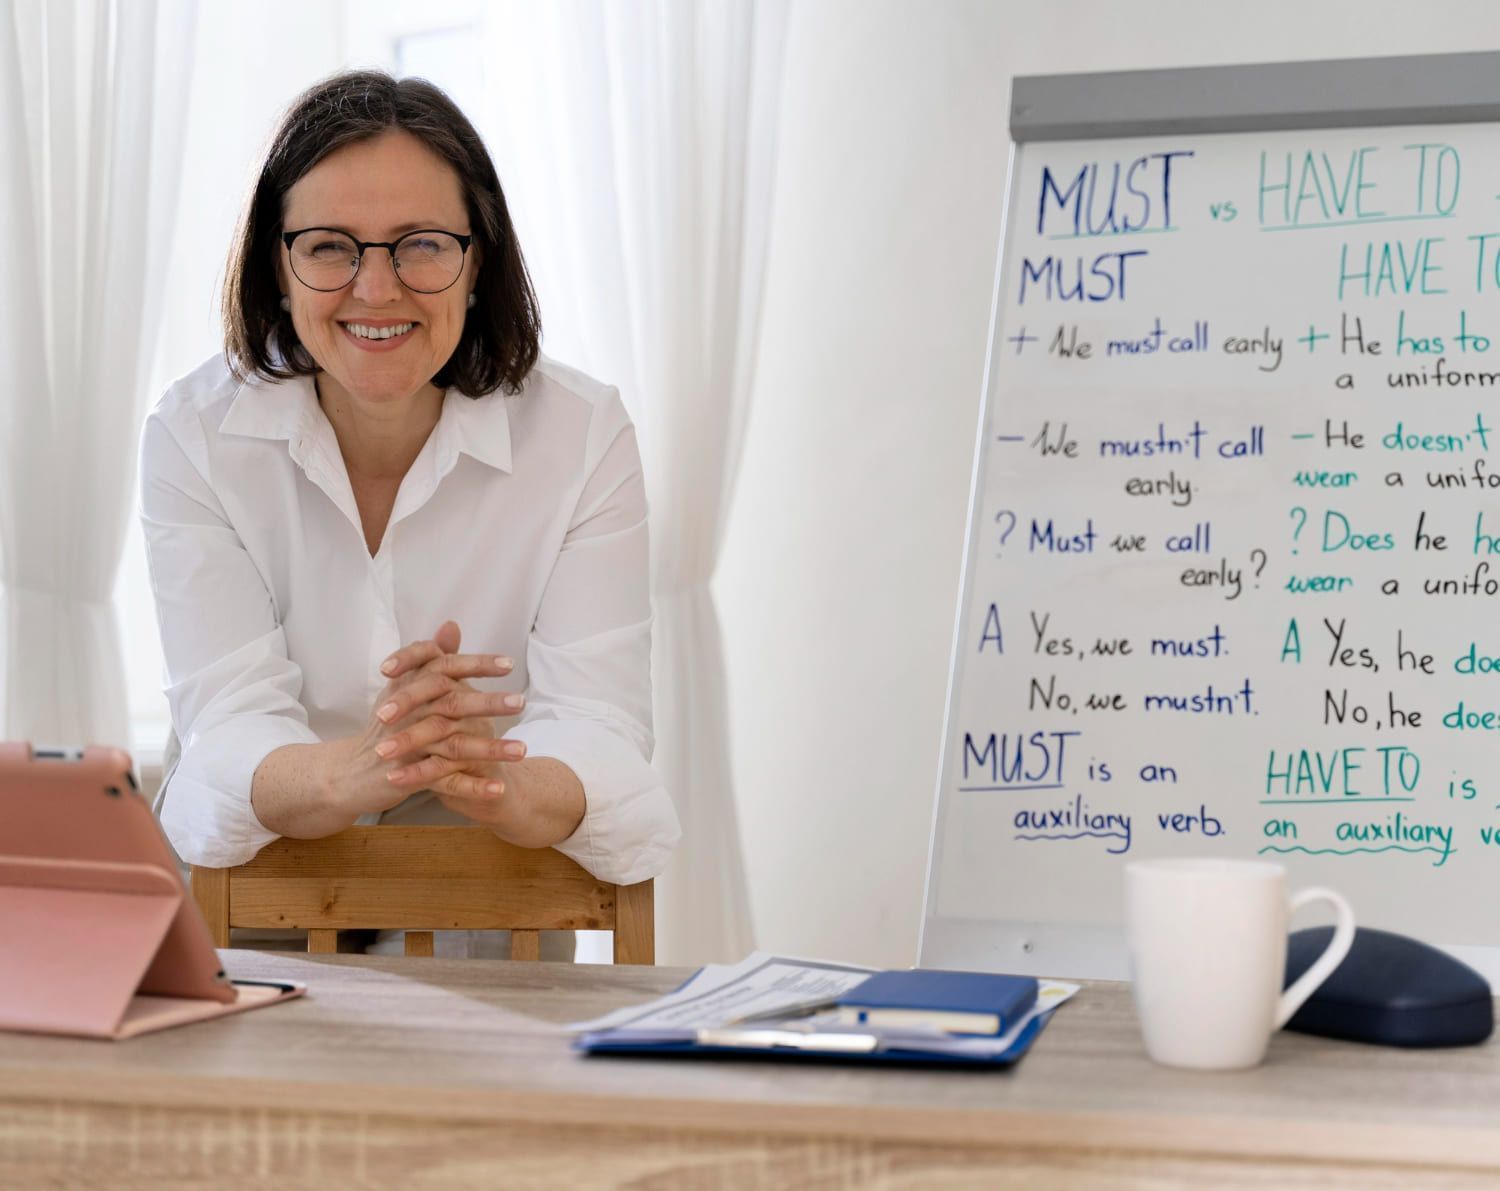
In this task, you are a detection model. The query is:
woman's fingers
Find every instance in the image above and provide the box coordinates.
[375,672,450,722]
[380,639,445,679]
[376,673,524,725]
[375,712,454,758]
[372,634,526,790]
[387,755,506,799]
[433,771,506,804]
[380,639,512,683]
[438,735,525,763]
[384,754,470,790]
[421,651,516,683]
[424,688,525,724]
[377,716,526,764]
[432,620,461,656]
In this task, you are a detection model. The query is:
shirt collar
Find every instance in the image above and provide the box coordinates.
[219,371,513,475]
[434,388,513,474]
[218,369,319,442]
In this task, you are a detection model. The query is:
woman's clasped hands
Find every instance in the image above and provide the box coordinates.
[345,620,527,817]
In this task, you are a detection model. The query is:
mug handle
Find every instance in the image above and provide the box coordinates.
[1273,887,1357,1030]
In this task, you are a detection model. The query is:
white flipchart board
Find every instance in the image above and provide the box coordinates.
[921,52,1500,982]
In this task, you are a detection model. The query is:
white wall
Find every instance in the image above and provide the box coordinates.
[718,0,1500,967]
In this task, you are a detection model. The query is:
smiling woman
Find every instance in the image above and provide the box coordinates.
[138,71,680,958]
[272,134,480,417]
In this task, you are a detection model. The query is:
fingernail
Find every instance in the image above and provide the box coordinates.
[494,656,513,670]
[504,741,525,757]
[375,741,397,758]
[503,694,524,711]
[377,702,398,722]
[380,658,398,675]
[388,769,406,783]
[486,782,503,796]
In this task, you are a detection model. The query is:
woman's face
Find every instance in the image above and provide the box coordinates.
[277,128,478,407]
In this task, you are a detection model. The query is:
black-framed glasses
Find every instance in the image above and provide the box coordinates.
[281,227,474,294]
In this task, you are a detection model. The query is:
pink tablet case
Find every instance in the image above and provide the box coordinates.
[0,742,303,1039]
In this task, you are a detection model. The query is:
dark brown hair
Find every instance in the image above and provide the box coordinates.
[222,70,540,396]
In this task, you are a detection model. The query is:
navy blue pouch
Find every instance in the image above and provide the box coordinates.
[1283,926,1494,1047]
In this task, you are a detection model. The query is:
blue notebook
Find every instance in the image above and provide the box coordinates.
[576,968,1053,1067]
[575,1013,1052,1068]
[831,969,1039,1036]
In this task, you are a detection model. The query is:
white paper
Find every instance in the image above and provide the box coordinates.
[567,951,875,1032]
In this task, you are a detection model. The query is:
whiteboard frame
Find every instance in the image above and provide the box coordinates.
[919,50,1500,983]
[1011,51,1500,143]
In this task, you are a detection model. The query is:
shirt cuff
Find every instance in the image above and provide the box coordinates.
[506,717,680,886]
[160,713,321,867]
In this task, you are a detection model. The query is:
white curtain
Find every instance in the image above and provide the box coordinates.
[480,0,788,963]
[0,0,196,748]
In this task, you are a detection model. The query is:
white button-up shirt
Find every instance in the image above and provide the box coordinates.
[139,352,680,885]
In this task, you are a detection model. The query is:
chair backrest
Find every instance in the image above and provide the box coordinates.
[189,825,653,963]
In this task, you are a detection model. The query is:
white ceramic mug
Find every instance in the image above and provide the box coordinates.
[1125,858,1356,1070]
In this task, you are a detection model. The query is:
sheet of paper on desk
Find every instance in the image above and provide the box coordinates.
[567,952,876,1032]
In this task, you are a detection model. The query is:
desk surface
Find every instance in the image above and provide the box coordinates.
[3,951,1499,1189]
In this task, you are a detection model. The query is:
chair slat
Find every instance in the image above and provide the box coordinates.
[190,866,231,948]
[307,929,338,954]
[190,826,653,965]
[614,880,654,965]
[226,876,614,930]
[236,827,588,880]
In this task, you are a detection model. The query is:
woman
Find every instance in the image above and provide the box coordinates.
[140,70,679,957]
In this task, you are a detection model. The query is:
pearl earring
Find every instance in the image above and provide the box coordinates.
[279,296,290,312]
[466,293,476,309]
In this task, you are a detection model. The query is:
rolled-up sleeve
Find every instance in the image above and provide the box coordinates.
[507,392,681,885]
[139,413,318,867]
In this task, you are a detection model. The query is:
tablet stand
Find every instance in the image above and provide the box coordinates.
[1,855,190,1038]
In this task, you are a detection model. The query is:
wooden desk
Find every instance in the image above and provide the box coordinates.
[1,951,1497,1189]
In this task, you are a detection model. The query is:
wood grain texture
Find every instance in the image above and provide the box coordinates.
[305,929,337,954]
[509,930,540,961]
[614,880,653,965]
[233,827,589,879]
[226,875,614,930]
[403,931,434,958]
[5,1099,1497,1190]
[2,952,1498,1188]
[188,825,654,963]
[189,866,230,948]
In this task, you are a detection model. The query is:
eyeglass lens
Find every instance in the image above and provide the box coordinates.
[287,230,465,293]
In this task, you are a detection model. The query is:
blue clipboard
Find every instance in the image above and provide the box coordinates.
[576,1009,1053,1068]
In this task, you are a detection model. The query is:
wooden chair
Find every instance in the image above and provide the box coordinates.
[189,825,653,963]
